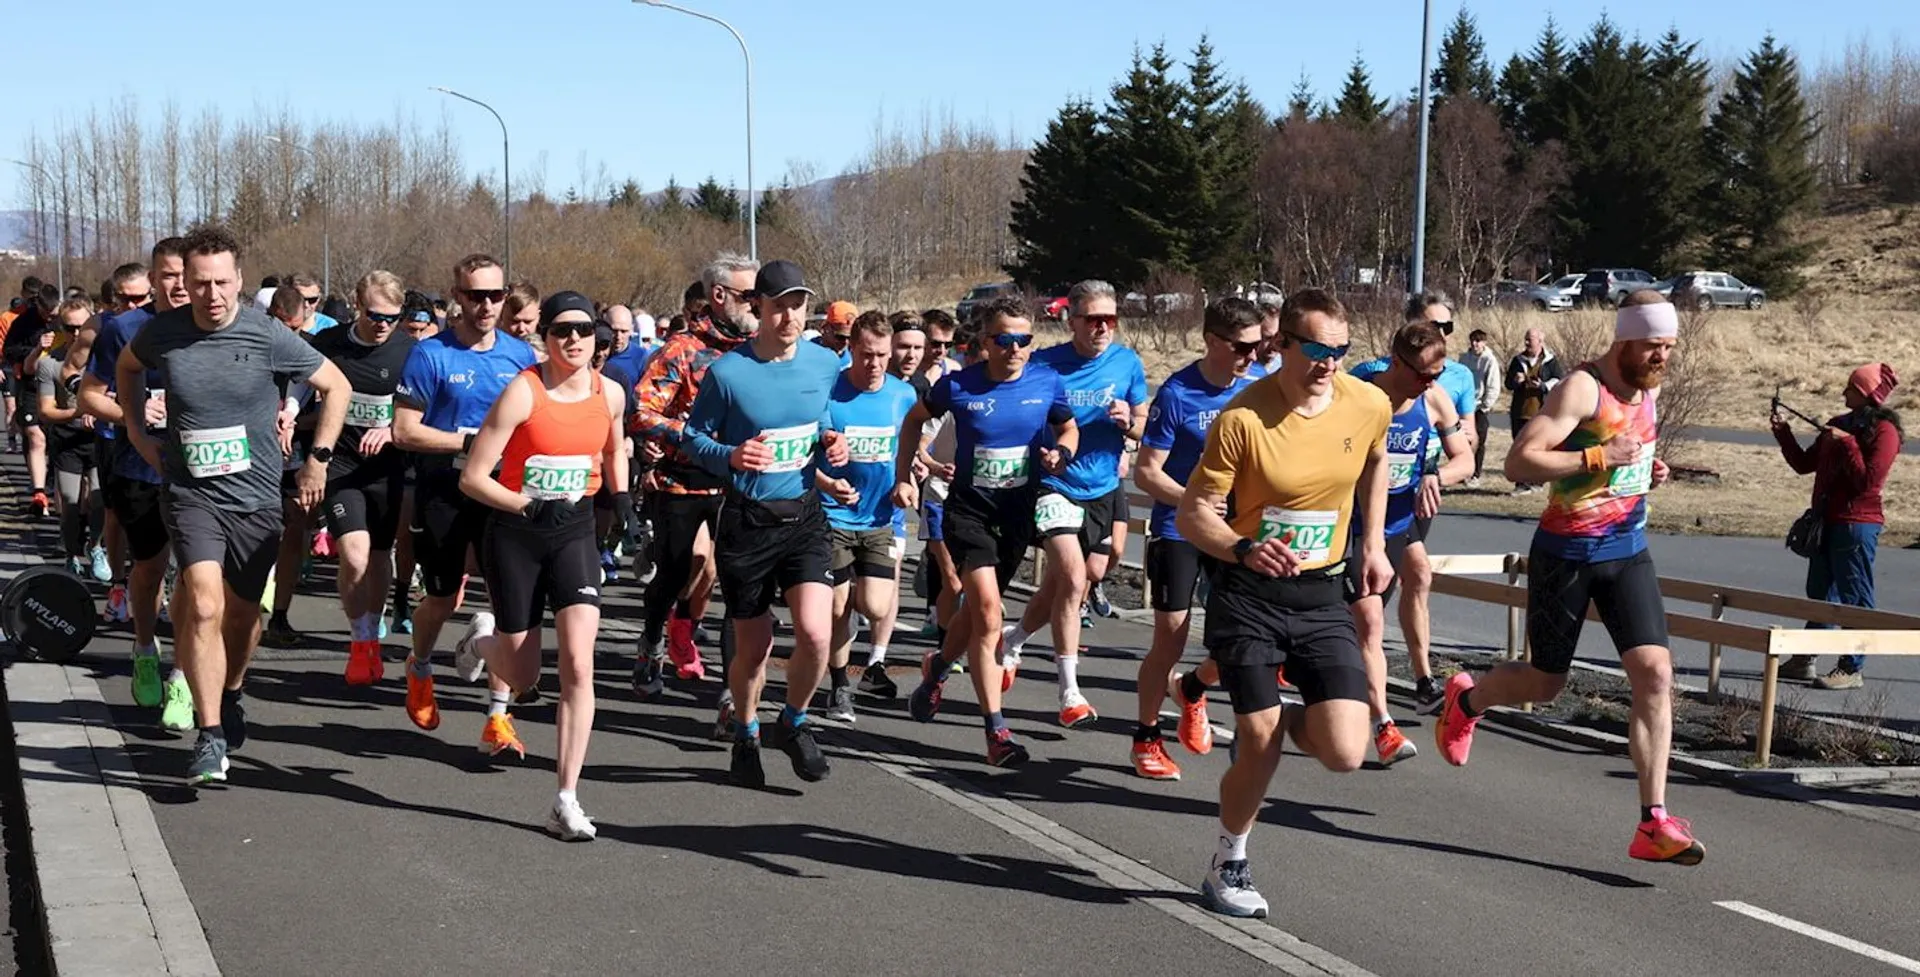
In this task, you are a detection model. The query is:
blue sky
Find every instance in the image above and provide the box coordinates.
[2,0,1906,208]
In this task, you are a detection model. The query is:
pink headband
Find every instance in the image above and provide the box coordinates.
[1615,303,1679,342]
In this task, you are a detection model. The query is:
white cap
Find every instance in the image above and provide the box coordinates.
[254,286,277,310]
[635,313,657,341]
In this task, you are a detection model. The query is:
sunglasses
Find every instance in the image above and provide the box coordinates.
[1427,319,1455,336]
[990,332,1035,349]
[1207,332,1260,357]
[1078,313,1119,329]
[366,310,405,326]
[1284,331,1350,362]
[542,321,596,340]
[461,288,508,304]
[118,291,150,304]
[1397,352,1444,384]
[300,294,322,306]
[926,339,952,350]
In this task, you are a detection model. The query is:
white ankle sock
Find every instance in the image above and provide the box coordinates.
[866,644,887,667]
[488,690,510,717]
[1218,830,1249,863]
[557,788,577,807]
[1006,624,1032,652]
[1057,654,1079,693]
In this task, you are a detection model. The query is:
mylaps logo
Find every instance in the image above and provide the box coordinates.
[23,596,76,637]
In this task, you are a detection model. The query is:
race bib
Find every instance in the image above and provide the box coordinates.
[843,424,894,465]
[1609,439,1657,499]
[1256,507,1339,565]
[762,423,819,474]
[1034,492,1086,533]
[971,445,1029,490]
[522,454,594,501]
[1386,452,1419,491]
[180,425,252,479]
[149,388,167,431]
[451,426,480,469]
[346,391,394,429]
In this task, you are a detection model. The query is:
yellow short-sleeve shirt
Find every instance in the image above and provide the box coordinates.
[1187,371,1391,570]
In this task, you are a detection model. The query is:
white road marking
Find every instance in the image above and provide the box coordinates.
[1715,901,1920,973]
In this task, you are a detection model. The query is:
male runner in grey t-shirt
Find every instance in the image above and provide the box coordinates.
[118,225,351,786]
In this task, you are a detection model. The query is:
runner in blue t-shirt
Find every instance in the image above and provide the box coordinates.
[390,254,536,745]
[1128,298,1266,781]
[891,295,1077,768]
[812,313,921,721]
[1002,280,1148,731]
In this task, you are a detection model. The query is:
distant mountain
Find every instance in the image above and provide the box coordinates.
[0,211,36,253]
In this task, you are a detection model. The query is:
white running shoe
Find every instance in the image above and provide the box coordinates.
[454,611,495,683]
[1200,855,1269,919]
[545,797,597,841]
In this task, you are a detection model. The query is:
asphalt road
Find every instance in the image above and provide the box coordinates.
[7,449,1920,977]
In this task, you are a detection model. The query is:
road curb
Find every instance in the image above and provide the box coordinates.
[5,660,221,976]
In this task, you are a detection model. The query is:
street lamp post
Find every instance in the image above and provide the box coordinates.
[634,0,757,260]
[1410,0,1435,295]
[8,158,66,293]
[431,87,512,276]
[267,135,330,297]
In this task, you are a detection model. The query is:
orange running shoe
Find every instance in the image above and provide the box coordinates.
[1374,721,1417,767]
[1130,738,1181,780]
[1434,672,1479,766]
[405,668,440,730]
[1059,690,1097,729]
[480,713,525,759]
[1172,673,1213,755]
[344,640,383,686]
[1629,812,1706,865]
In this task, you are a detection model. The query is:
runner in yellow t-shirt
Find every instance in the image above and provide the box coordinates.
[1176,287,1392,919]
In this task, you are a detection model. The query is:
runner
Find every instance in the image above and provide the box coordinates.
[310,271,419,685]
[34,298,104,577]
[389,289,441,635]
[919,308,959,384]
[287,274,336,333]
[629,253,759,720]
[1443,290,1703,865]
[905,328,982,648]
[81,243,190,726]
[683,259,849,787]
[457,290,630,839]
[501,282,540,348]
[1002,279,1148,728]
[262,286,322,649]
[816,311,919,720]
[1128,297,1265,780]
[392,253,537,742]
[593,306,647,584]
[1177,288,1393,918]
[894,295,1078,767]
[1349,321,1473,767]
[2,280,57,517]
[117,226,352,784]
[887,311,926,387]
[817,300,856,359]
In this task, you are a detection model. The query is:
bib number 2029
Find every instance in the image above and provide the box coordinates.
[180,425,252,478]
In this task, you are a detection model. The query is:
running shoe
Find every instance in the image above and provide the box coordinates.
[1172,673,1213,755]
[1434,672,1479,767]
[453,611,494,683]
[822,686,856,724]
[1414,675,1444,715]
[1200,856,1268,919]
[696,622,715,646]
[1629,812,1706,865]
[632,643,666,701]
[88,546,111,583]
[311,528,334,557]
[546,797,597,842]
[1058,689,1098,729]
[665,617,703,681]
[30,490,48,519]
[105,584,130,623]
[1088,582,1115,619]
[131,652,163,708]
[599,548,619,584]
[515,684,543,707]
[770,716,831,782]
[857,663,897,699]
[160,675,195,731]
[261,617,301,650]
[908,651,945,722]
[345,639,383,687]
[222,692,248,751]
[998,624,1020,693]
[67,556,87,577]
[406,669,440,731]
[298,555,315,586]
[985,727,1030,768]
[479,714,525,758]
[377,614,389,641]
[397,612,413,635]
[188,732,229,786]
[1374,721,1417,767]
[916,617,941,638]
[1079,602,1094,630]
[711,691,735,741]
[730,736,766,788]
[1130,738,1181,780]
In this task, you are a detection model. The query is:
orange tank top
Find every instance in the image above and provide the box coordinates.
[499,367,611,500]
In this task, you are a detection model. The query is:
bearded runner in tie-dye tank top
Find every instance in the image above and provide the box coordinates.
[1536,362,1659,562]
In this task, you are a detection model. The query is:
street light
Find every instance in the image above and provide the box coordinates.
[634,0,757,260]
[1410,0,1435,294]
[267,135,330,297]
[431,86,512,276]
[8,158,66,293]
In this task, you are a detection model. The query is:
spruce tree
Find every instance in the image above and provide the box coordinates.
[1103,43,1200,282]
[1553,17,1668,269]
[691,176,740,224]
[657,178,686,215]
[1704,35,1821,292]
[1645,29,1712,261]
[1497,17,1570,146]
[1006,100,1108,287]
[1185,36,1264,286]
[1286,70,1317,123]
[1432,8,1496,105]
[1332,55,1388,127]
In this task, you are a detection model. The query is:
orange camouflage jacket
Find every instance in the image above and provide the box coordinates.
[629,314,748,494]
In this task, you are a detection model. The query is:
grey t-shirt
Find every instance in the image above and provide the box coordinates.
[129,305,324,508]
[35,355,89,432]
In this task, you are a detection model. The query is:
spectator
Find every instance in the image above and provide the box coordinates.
[1461,329,1501,482]
[1773,363,1903,689]
[1504,327,1564,492]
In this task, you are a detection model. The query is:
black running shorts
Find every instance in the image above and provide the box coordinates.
[1146,536,1211,613]
[105,477,169,563]
[324,468,403,550]
[716,495,833,619]
[481,499,601,634]
[942,488,1034,593]
[411,470,491,599]
[160,495,282,603]
[1204,563,1367,712]
[1526,543,1668,674]
[1343,530,1414,606]
[1031,488,1116,556]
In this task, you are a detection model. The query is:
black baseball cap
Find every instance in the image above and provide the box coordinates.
[539,290,597,327]
[747,260,813,300]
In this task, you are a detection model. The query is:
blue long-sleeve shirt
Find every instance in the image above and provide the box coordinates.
[685,341,842,501]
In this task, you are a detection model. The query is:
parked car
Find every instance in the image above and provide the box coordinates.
[956,282,1020,325]
[1039,282,1073,320]
[1236,281,1284,306]
[1543,273,1583,298]
[1578,268,1659,306]
[1668,271,1766,310]
[1473,279,1573,312]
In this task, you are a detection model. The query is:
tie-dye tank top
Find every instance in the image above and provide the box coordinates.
[1535,363,1656,562]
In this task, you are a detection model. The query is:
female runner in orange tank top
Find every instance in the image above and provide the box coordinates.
[459,291,630,841]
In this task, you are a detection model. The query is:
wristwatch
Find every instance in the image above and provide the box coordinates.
[1232,537,1256,565]
[309,445,335,464]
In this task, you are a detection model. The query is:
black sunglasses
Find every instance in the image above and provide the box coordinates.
[461,288,508,304]
[300,294,322,306]
[1207,332,1260,357]
[366,310,405,326]
[118,291,150,304]
[542,321,596,340]
[990,332,1035,349]
[1427,318,1455,336]
[1397,352,1444,383]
